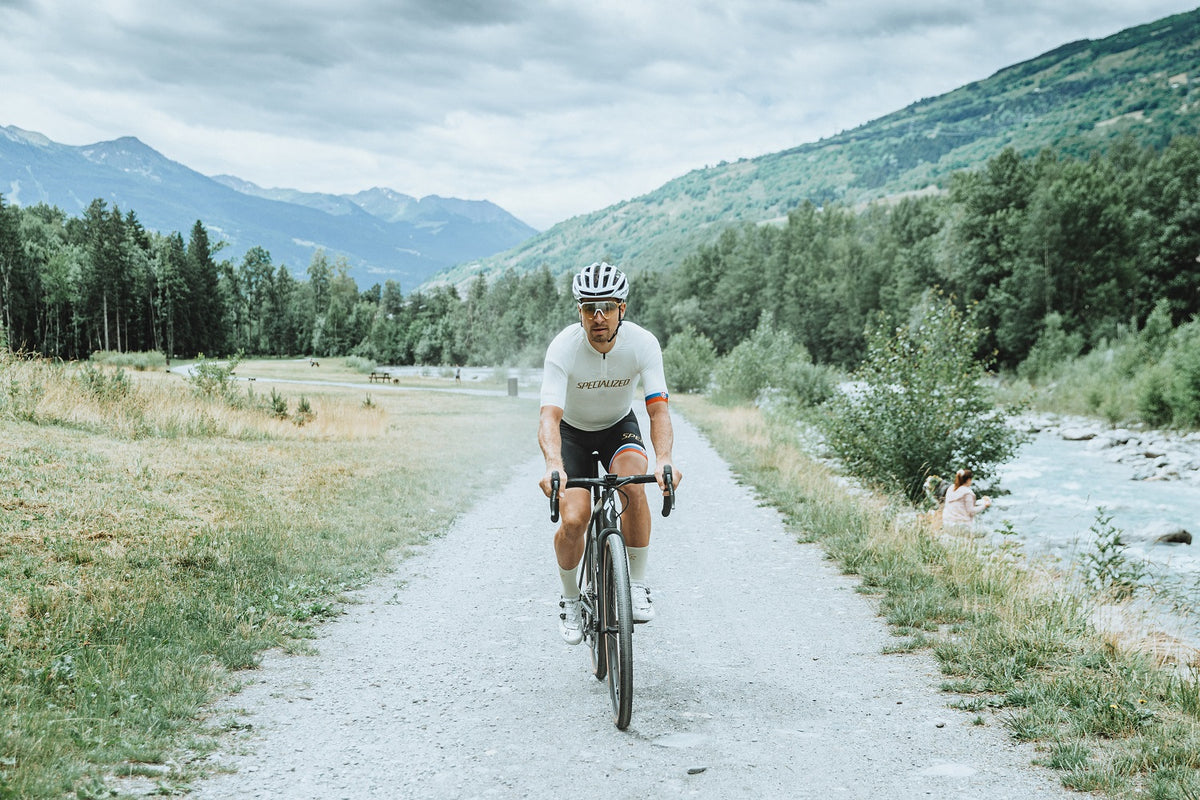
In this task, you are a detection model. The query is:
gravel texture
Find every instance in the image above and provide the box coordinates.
[187,413,1076,799]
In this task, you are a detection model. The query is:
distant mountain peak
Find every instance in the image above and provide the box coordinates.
[0,125,539,289]
[1,125,54,147]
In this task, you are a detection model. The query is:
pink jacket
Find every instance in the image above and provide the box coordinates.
[942,485,987,528]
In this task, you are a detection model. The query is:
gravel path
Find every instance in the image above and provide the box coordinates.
[189,413,1075,799]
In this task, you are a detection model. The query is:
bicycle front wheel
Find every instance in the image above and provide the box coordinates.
[580,533,607,682]
[601,532,634,730]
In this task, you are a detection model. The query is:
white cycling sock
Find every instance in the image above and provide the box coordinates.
[626,546,649,584]
[559,566,579,599]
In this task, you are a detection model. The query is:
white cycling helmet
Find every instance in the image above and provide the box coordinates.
[572,261,629,302]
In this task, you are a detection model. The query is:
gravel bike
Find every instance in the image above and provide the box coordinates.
[550,464,675,730]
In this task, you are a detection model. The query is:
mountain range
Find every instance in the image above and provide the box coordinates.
[0,126,538,290]
[434,7,1200,287]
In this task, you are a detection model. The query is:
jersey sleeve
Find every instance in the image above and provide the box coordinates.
[640,331,669,407]
[539,333,569,409]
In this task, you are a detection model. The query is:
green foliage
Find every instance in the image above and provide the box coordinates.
[1038,310,1200,428]
[74,363,131,403]
[185,353,242,403]
[342,355,375,373]
[1159,319,1200,427]
[1135,362,1175,427]
[1079,508,1145,600]
[269,388,289,419]
[709,312,834,407]
[294,395,314,426]
[88,350,167,371]
[822,296,1027,503]
[661,325,716,393]
[1016,313,1085,382]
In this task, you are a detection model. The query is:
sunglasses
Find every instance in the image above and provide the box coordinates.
[579,301,622,317]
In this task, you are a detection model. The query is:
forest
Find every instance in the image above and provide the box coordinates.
[1,134,1199,379]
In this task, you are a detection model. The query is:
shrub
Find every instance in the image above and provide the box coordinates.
[88,350,168,371]
[295,395,315,426]
[1135,362,1173,427]
[1163,318,1200,427]
[186,353,242,403]
[822,296,1027,504]
[75,362,132,403]
[1017,313,1084,383]
[1079,508,1145,600]
[343,355,375,373]
[710,312,833,407]
[269,389,289,419]
[662,325,717,394]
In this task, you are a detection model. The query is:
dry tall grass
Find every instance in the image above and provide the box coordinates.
[0,353,537,798]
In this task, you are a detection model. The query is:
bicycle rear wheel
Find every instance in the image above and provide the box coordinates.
[601,531,634,730]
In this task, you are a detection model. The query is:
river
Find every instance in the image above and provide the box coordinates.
[981,425,1200,640]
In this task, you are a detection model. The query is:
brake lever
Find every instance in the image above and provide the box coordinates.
[550,471,560,523]
[661,465,675,517]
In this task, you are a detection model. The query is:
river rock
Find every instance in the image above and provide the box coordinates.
[1135,522,1193,545]
[1157,529,1192,544]
[1061,428,1097,441]
[1092,428,1138,448]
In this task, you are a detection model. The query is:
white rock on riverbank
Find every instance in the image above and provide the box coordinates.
[1018,413,1200,487]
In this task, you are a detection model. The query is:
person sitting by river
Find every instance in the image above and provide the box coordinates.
[942,468,991,530]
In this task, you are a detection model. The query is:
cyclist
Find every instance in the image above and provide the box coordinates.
[538,261,681,645]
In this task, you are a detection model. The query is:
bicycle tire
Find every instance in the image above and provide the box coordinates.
[601,531,634,729]
[579,525,607,682]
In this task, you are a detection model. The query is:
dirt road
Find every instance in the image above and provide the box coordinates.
[189,413,1075,799]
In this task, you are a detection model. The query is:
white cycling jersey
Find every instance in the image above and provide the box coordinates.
[540,320,669,431]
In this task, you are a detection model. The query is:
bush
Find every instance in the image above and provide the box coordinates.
[75,363,132,403]
[89,350,168,371]
[186,353,242,402]
[1162,318,1200,427]
[822,296,1027,504]
[343,355,375,373]
[710,312,833,407]
[1135,362,1173,427]
[269,389,289,419]
[1080,508,1145,600]
[1017,313,1084,383]
[662,325,717,394]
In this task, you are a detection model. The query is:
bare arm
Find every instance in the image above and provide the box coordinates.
[646,402,681,492]
[538,404,565,497]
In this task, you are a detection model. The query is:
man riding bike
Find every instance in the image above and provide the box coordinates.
[538,261,681,645]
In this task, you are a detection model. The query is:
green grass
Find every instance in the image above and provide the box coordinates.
[0,354,536,798]
[676,396,1200,800]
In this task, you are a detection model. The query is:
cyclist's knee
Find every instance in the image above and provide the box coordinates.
[559,501,590,534]
[611,449,649,477]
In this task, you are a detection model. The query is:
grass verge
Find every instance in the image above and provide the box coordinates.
[676,396,1200,800]
[0,354,537,798]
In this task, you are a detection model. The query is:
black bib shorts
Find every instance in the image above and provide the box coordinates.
[559,410,647,478]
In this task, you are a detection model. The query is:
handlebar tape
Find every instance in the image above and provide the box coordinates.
[661,465,675,518]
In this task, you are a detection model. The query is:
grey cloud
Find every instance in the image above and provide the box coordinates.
[2,0,1195,228]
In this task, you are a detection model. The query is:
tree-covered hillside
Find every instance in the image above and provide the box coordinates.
[435,8,1200,287]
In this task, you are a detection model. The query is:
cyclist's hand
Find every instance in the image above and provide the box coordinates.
[656,462,681,494]
[540,468,565,498]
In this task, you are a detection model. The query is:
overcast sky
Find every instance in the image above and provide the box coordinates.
[2,1,1197,230]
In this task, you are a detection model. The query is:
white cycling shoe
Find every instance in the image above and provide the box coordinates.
[631,582,655,623]
[558,595,583,645]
